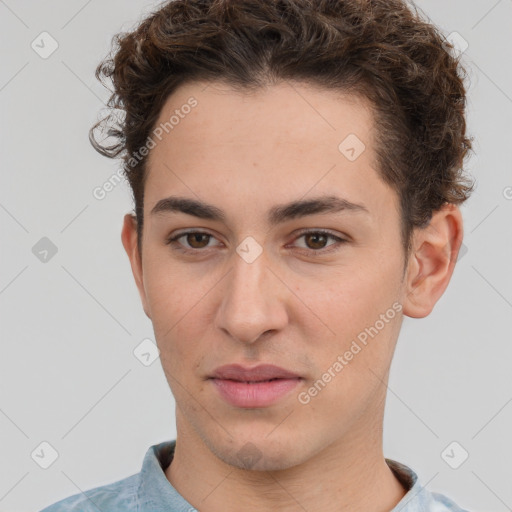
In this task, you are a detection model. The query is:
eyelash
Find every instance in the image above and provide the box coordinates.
[165,229,348,255]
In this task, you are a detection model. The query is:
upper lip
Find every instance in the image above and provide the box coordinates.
[210,364,301,382]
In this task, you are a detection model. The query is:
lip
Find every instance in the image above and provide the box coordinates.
[209,364,303,408]
[210,364,301,381]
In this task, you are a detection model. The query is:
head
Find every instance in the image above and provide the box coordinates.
[91,0,473,471]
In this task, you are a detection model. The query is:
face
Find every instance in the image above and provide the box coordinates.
[124,80,412,471]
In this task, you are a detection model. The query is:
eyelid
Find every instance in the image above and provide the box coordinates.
[165,230,223,249]
[287,228,347,253]
[166,228,348,254]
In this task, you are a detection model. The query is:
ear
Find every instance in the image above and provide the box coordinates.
[121,213,151,319]
[402,203,464,318]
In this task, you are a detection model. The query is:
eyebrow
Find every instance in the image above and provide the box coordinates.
[150,195,369,225]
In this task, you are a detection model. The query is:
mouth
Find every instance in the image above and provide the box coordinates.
[208,364,303,408]
[209,363,302,381]
[225,378,288,383]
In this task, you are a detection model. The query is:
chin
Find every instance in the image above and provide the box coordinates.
[206,434,305,472]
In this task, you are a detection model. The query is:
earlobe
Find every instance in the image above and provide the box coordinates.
[402,204,464,319]
[121,213,151,319]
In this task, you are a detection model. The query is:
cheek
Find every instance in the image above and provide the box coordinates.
[142,249,207,324]
[299,270,402,429]
[141,256,207,362]
[311,259,401,334]
[301,252,403,382]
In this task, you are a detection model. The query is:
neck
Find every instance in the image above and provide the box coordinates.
[165,411,407,512]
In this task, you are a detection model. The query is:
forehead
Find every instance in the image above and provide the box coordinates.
[149,80,375,158]
[144,80,397,223]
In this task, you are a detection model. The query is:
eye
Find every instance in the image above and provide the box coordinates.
[165,231,222,252]
[290,230,348,254]
[165,229,348,255]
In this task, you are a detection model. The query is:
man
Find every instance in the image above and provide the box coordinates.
[41,0,474,510]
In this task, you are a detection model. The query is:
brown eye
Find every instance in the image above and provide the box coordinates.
[304,232,329,250]
[291,230,347,254]
[165,231,221,253]
[186,233,211,249]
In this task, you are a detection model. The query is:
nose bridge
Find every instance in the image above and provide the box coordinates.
[216,246,287,344]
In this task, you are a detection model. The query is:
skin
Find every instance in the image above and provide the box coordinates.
[121,80,464,512]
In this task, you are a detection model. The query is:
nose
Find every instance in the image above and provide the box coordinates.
[214,247,289,345]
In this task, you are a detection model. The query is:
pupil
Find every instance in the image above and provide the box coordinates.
[189,234,208,248]
[307,233,326,249]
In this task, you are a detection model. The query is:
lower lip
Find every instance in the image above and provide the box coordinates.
[210,378,302,408]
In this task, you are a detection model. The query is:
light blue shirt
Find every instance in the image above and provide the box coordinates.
[39,440,470,511]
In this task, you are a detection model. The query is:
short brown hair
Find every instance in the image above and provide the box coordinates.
[90,0,474,257]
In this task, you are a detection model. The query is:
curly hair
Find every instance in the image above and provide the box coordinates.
[90,0,474,257]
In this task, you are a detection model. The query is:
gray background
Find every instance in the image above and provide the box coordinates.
[0,0,511,511]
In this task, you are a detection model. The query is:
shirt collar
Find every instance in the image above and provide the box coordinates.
[136,440,436,512]
[137,440,194,511]
[386,458,431,511]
